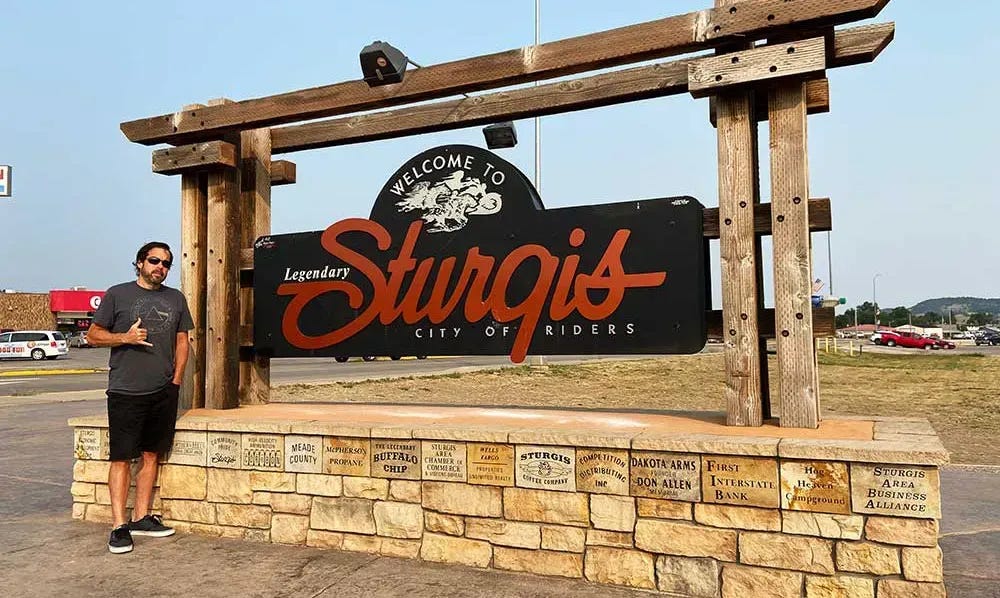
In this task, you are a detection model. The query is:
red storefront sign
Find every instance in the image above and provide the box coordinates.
[49,290,105,312]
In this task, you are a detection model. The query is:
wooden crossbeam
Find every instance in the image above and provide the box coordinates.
[271,23,892,155]
[121,0,888,146]
[688,37,827,98]
[152,141,237,175]
[270,160,296,186]
[711,78,828,127]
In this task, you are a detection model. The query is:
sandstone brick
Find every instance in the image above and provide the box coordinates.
[584,547,654,589]
[586,529,633,548]
[694,504,780,531]
[542,525,586,552]
[344,476,389,499]
[836,541,900,575]
[389,480,421,503]
[311,497,375,534]
[85,504,113,523]
[877,579,946,598]
[373,501,423,539]
[425,512,464,536]
[423,482,502,517]
[805,574,874,598]
[494,547,582,578]
[902,546,943,582]
[740,532,834,574]
[865,517,938,547]
[249,471,296,492]
[380,538,421,559]
[465,518,540,549]
[306,529,344,549]
[207,469,252,503]
[636,498,691,520]
[343,533,382,554]
[296,473,343,497]
[163,499,216,524]
[244,528,270,543]
[783,511,863,540]
[420,533,492,568]
[589,495,635,532]
[656,555,720,598]
[162,519,192,534]
[70,482,95,503]
[74,459,110,483]
[189,523,224,537]
[271,514,309,544]
[159,465,207,500]
[72,502,87,520]
[216,504,271,529]
[267,492,312,515]
[503,488,589,526]
[722,565,802,598]
[95,484,138,507]
[635,519,736,561]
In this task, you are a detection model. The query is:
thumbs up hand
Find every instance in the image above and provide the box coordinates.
[125,317,153,347]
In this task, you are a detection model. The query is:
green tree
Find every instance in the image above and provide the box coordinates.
[885,306,911,327]
[967,312,996,326]
[913,312,943,326]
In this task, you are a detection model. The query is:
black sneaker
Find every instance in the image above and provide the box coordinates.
[108,524,133,554]
[127,514,175,537]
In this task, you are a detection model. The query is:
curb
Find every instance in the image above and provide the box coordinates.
[0,368,106,378]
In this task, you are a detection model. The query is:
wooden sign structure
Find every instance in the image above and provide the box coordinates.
[126,0,895,428]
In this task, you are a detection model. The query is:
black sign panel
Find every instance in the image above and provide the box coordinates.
[254,145,707,363]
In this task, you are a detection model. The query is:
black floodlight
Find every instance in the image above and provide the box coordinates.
[360,41,408,87]
[483,122,518,149]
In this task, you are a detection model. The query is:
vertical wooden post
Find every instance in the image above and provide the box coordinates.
[179,172,207,410]
[205,140,241,410]
[239,129,272,405]
[769,81,820,428]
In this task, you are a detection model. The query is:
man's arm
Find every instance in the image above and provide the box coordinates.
[172,331,190,386]
[87,318,152,348]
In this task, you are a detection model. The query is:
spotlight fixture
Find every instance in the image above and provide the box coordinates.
[360,41,409,87]
[482,122,518,149]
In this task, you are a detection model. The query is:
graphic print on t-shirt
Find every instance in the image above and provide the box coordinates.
[131,296,175,334]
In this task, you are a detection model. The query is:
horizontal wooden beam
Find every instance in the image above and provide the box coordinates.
[709,307,835,339]
[703,198,830,239]
[270,160,296,186]
[830,21,895,67]
[688,37,827,98]
[121,0,888,146]
[152,141,237,175]
[271,23,892,154]
[711,78,829,127]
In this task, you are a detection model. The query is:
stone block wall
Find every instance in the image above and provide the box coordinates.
[69,415,948,597]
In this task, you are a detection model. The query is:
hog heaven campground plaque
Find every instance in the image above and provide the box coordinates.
[254,145,707,363]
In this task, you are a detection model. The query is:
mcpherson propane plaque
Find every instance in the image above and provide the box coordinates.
[253,145,707,363]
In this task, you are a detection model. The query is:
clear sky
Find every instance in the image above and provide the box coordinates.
[1,1,996,312]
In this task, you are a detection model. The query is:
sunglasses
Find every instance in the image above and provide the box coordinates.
[145,256,173,269]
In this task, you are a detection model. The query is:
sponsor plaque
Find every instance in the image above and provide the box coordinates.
[324,437,371,476]
[515,445,576,492]
[371,439,421,479]
[467,443,515,486]
[208,432,241,469]
[284,435,322,473]
[421,441,467,482]
[74,428,109,460]
[702,455,780,508]
[780,460,851,514]
[242,434,284,471]
[576,448,630,495]
[167,431,208,466]
[850,464,941,518]
[629,451,701,501]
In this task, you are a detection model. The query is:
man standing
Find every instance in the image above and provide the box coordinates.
[88,241,193,554]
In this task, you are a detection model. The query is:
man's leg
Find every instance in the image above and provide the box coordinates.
[131,451,159,521]
[108,460,132,528]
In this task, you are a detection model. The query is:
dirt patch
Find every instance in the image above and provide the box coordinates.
[274,351,1000,465]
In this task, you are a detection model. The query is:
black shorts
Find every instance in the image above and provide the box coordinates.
[107,384,180,461]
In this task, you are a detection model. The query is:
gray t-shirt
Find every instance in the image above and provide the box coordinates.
[93,281,194,395]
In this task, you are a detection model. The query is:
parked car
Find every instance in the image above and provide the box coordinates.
[0,330,69,360]
[976,332,1000,346]
[67,331,90,348]
[930,338,956,350]
[870,330,901,345]
[870,330,936,349]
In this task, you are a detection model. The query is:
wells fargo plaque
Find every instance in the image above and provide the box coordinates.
[242,434,284,471]
[629,450,700,501]
[284,435,322,473]
[780,460,851,514]
[371,439,421,479]
[467,443,515,486]
[324,437,371,476]
[516,445,576,491]
[850,464,941,518]
[576,448,630,495]
[421,441,467,481]
[702,456,780,508]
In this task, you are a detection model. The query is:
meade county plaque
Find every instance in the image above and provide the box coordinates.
[577,448,629,495]
[467,443,514,486]
[167,431,208,467]
[324,437,370,476]
[74,428,109,460]
[515,445,576,492]
[850,463,941,519]
[371,439,421,479]
[208,432,241,469]
[284,435,322,473]
[702,455,780,508]
[242,434,284,471]
[421,441,467,482]
[780,460,851,514]
[629,451,700,501]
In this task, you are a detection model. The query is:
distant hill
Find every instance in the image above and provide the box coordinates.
[909,297,1000,315]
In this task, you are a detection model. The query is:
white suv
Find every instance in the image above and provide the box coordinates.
[0,330,69,360]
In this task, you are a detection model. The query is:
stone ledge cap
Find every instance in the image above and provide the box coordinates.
[632,433,779,456]
[778,438,949,466]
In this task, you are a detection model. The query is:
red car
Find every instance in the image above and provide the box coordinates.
[929,338,956,350]
[871,330,937,349]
